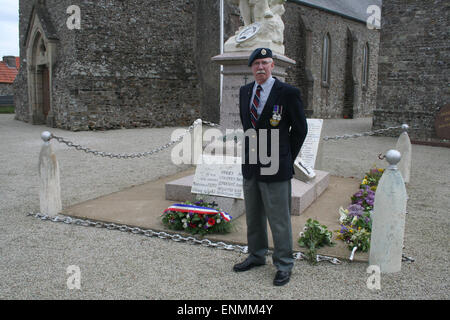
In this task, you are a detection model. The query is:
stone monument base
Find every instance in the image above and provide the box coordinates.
[165,171,329,218]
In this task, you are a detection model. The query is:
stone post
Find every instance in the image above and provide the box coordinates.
[38,131,62,216]
[192,119,203,165]
[395,124,411,183]
[369,150,408,273]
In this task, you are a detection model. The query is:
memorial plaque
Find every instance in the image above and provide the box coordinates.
[191,155,244,199]
[221,78,244,131]
[435,104,450,140]
[297,119,323,169]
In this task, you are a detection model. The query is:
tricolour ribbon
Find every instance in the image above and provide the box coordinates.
[164,204,232,222]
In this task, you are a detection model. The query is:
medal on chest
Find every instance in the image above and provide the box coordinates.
[270,105,283,127]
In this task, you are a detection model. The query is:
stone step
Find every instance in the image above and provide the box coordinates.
[165,170,330,218]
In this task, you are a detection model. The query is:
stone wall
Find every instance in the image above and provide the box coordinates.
[284,2,380,119]
[373,0,449,140]
[14,0,380,131]
[0,83,14,96]
[13,0,34,122]
[15,0,203,131]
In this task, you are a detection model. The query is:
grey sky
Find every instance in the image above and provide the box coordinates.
[0,0,19,57]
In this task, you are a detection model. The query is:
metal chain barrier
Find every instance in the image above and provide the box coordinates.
[48,119,212,159]
[45,118,410,158]
[26,212,342,265]
[322,125,405,141]
[37,120,412,265]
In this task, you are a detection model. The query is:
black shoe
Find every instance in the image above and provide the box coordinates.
[273,270,291,286]
[233,258,265,272]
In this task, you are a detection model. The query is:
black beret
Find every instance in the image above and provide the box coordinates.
[248,48,273,67]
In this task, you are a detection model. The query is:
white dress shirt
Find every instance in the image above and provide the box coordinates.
[250,76,276,117]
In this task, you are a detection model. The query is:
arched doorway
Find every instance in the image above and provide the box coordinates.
[27,24,55,127]
[25,2,58,127]
[28,31,52,125]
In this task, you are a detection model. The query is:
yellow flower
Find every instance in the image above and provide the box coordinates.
[378,168,384,172]
[371,186,377,191]
[362,179,368,185]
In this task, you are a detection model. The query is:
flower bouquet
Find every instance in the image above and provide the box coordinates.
[335,166,385,252]
[336,205,372,252]
[360,167,384,192]
[298,218,335,264]
[161,200,233,236]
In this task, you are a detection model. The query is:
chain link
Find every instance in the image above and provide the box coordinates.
[47,119,410,158]
[50,119,203,159]
[322,125,404,141]
[27,212,342,264]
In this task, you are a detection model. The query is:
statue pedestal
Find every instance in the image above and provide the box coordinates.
[211,51,295,130]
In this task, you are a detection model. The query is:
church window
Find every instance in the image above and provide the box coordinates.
[321,33,331,86]
[362,43,370,88]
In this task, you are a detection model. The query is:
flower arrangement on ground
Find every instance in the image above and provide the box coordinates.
[360,167,384,192]
[335,166,384,252]
[298,218,335,264]
[162,200,233,236]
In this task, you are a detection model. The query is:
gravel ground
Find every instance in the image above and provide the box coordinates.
[0,114,449,300]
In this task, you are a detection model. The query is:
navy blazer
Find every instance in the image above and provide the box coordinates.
[239,78,308,182]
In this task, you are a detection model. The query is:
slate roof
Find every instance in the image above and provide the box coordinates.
[0,58,19,84]
[289,0,383,23]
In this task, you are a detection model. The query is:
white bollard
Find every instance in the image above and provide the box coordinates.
[395,124,411,183]
[192,119,203,165]
[369,150,408,273]
[38,131,62,216]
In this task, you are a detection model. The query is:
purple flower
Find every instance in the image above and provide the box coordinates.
[348,204,364,217]
[354,190,363,197]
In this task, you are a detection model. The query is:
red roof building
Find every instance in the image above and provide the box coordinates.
[0,56,20,84]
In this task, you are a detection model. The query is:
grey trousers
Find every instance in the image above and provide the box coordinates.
[243,177,294,272]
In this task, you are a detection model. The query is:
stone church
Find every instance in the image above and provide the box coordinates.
[14,0,381,131]
[373,0,449,141]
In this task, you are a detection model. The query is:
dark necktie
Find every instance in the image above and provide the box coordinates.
[250,85,262,128]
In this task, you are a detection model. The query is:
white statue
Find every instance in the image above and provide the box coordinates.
[226,0,286,54]
[238,0,274,25]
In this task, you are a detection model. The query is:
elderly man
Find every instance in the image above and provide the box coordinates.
[233,48,308,286]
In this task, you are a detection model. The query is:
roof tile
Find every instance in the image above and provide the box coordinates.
[0,58,19,84]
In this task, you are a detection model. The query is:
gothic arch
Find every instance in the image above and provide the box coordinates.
[343,28,356,118]
[296,15,314,117]
[321,32,331,86]
[24,2,58,126]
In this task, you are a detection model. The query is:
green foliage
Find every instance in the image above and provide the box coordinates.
[0,106,15,114]
[298,219,335,265]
